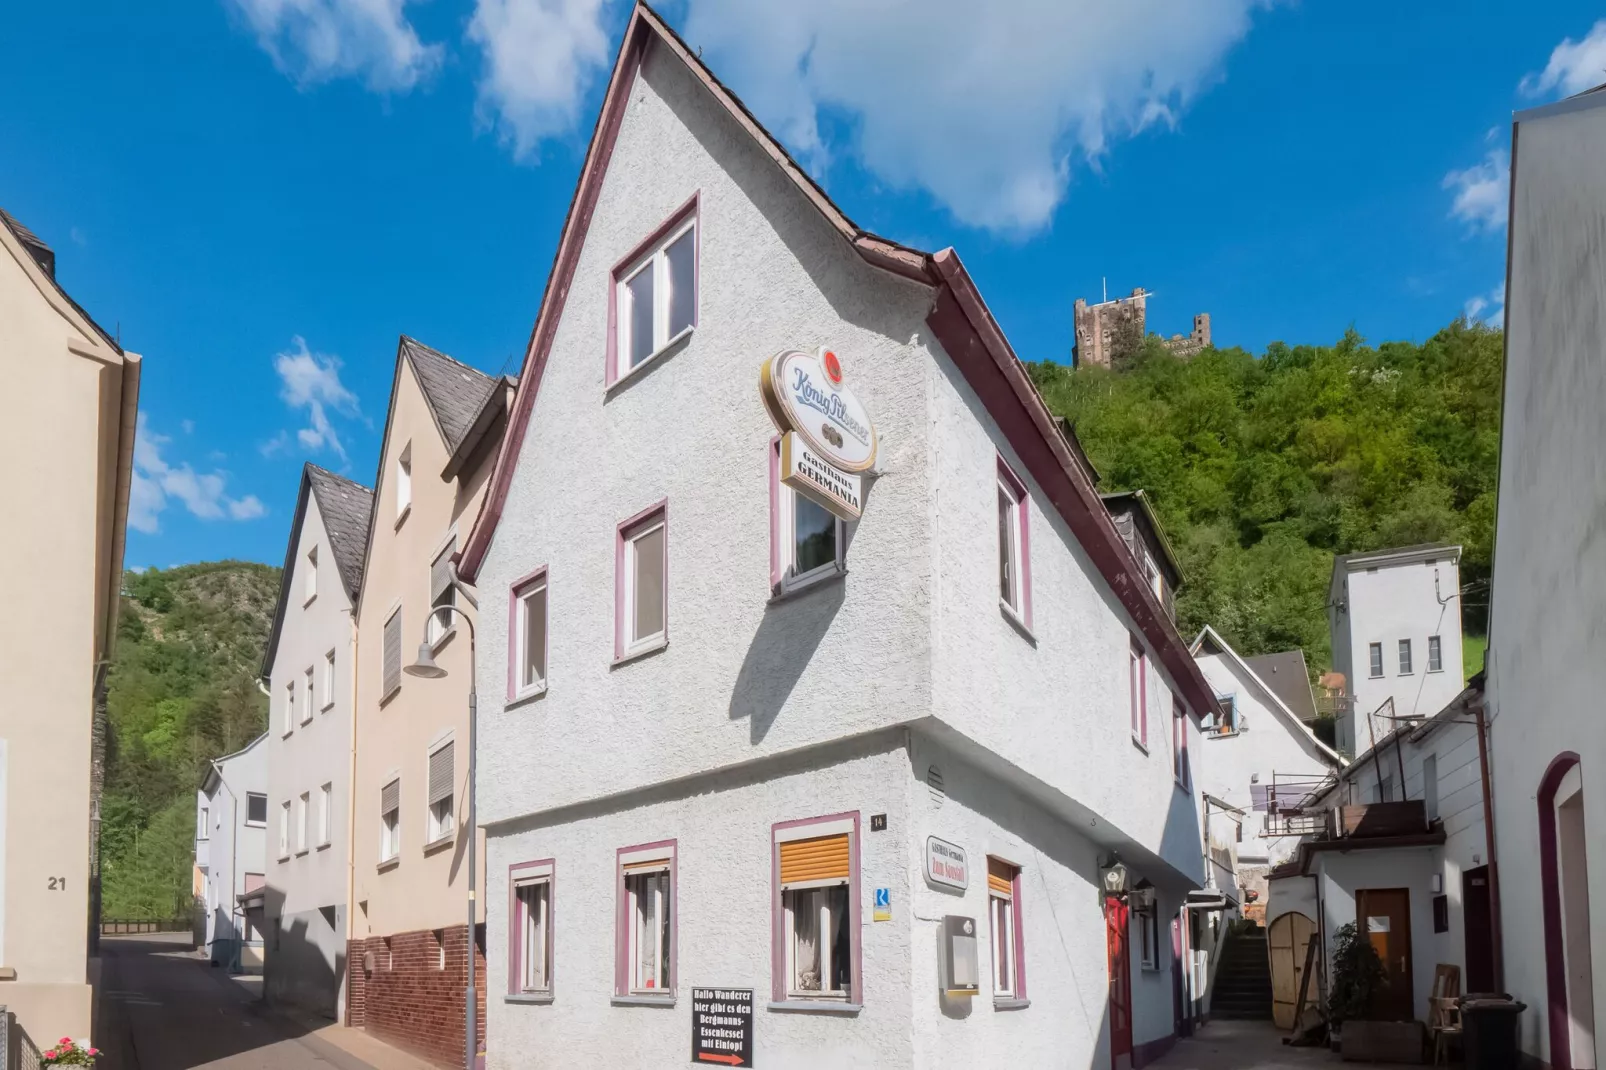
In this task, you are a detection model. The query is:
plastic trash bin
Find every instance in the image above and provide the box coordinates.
[1461,996,1526,1070]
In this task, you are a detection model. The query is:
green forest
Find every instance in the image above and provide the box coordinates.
[1029,317,1501,675]
[101,562,280,919]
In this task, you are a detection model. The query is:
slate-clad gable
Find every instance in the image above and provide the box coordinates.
[402,336,499,454]
[307,465,375,602]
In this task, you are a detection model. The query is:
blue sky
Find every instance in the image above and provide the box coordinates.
[2,0,1599,568]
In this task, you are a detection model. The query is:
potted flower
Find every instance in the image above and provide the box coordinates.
[42,1038,99,1066]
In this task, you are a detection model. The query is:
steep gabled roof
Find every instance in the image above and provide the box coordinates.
[0,207,120,353]
[402,336,500,455]
[261,464,374,679]
[455,0,1221,722]
[1243,649,1318,724]
[1191,626,1346,768]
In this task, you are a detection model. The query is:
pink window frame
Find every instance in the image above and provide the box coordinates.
[614,500,669,660]
[771,811,862,1005]
[613,839,678,996]
[506,858,555,995]
[769,435,845,591]
[1538,751,1583,1068]
[996,455,1032,630]
[604,192,701,387]
[1172,698,1190,789]
[506,565,549,702]
[988,857,1029,1001]
[1130,639,1148,748]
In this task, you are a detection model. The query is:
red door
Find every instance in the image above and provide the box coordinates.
[1107,896,1133,1069]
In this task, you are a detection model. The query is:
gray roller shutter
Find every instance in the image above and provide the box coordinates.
[381,778,400,817]
[383,610,402,698]
[428,742,454,806]
[431,540,456,605]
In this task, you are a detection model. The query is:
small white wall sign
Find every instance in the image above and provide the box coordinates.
[779,431,862,521]
[925,836,968,891]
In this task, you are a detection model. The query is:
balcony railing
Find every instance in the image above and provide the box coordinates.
[1265,808,1333,838]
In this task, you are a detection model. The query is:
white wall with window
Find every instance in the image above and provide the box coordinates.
[616,843,675,998]
[199,733,268,968]
[510,570,548,701]
[380,778,401,862]
[769,441,844,595]
[615,505,667,661]
[426,740,455,846]
[608,202,696,385]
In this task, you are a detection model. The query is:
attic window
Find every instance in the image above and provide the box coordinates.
[396,444,413,522]
[609,199,698,386]
[305,545,318,604]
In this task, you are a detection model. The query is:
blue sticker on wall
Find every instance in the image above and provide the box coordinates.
[873,887,891,921]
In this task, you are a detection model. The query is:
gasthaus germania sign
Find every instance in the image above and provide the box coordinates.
[760,347,877,521]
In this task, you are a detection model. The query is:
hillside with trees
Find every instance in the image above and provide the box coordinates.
[100,561,280,920]
[1029,318,1501,677]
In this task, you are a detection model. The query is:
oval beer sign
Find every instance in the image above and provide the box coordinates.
[760,347,878,473]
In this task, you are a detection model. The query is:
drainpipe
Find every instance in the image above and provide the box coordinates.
[1473,697,1503,990]
[343,610,359,1021]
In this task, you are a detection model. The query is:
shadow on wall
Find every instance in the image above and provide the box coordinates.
[261,883,344,1020]
[729,579,844,744]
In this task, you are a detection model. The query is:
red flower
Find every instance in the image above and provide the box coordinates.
[59,1038,72,1045]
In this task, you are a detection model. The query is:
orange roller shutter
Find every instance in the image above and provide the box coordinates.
[987,858,1015,897]
[779,834,850,884]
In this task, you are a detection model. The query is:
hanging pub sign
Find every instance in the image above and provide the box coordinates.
[779,432,862,520]
[760,347,878,474]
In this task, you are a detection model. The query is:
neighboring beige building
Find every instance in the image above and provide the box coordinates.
[347,337,510,1066]
[0,208,140,1043]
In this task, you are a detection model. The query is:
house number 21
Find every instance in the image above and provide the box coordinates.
[47,877,66,890]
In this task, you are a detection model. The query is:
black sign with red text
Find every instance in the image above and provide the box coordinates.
[691,988,754,1067]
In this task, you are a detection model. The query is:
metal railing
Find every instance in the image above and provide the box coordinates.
[1264,808,1333,838]
[102,918,191,935]
[0,1008,44,1070]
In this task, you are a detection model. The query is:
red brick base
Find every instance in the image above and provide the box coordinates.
[346,924,487,1069]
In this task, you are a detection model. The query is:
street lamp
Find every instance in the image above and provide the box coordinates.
[404,604,478,1070]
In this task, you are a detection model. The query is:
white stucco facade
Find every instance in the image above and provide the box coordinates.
[1487,91,1606,1070]
[197,734,267,966]
[263,472,365,1018]
[469,13,1213,1069]
[1327,545,1464,756]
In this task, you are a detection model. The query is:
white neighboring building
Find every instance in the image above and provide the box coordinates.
[1190,628,1344,888]
[455,6,1219,1068]
[196,733,268,967]
[1326,544,1464,756]
[260,465,372,1018]
[1487,86,1605,1070]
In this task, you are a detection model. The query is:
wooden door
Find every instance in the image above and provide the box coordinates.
[1462,866,1495,993]
[1106,896,1133,1069]
[1268,911,1318,1029]
[1357,889,1414,1021]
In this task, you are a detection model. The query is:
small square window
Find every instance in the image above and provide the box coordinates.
[246,793,267,826]
[610,208,697,384]
[617,506,667,659]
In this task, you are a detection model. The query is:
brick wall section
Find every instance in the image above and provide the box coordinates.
[345,925,487,1069]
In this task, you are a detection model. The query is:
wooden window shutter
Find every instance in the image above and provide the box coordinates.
[383,611,402,697]
[381,779,400,816]
[987,858,1015,898]
[779,834,850,885]
[428,743,454,806]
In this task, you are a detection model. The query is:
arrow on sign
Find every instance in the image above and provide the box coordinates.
[696,1055,743,1066]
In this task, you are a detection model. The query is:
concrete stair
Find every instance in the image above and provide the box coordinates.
[1210,927,1273,1021]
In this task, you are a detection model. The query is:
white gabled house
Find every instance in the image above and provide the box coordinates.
[454,6,1224,1068]
[196,733,268,969]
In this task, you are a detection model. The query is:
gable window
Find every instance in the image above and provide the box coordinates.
[302,667,315,724]
[616,504,667,660]
[1398,638,1413,675]
[246,793,267,827]
[1129,639,1148,749]
[987,858,1026,1001]
[318,783,332,847]
[380,778,400,862]
[322,650,336,711]
[610,201,697,384]
[427,740,454,845]
[769,440,844,593]
[511,570,548,699]
[296,792,309,854]
[616,842,676,998]
[428,538,457,646]
[997,458,1031,628]
[1368,642,1384,678]
[283,680,295,736]
[1173,700,1191,789]
[278,800,291,860]
[198,806,209,841]
[773,814,858,1004]
[396,444,412,522]
[1428,635,1443,673]
[510,860,553,995]
[305,545,318,604]
[1204,694,1237,737]
[382,608,402,701]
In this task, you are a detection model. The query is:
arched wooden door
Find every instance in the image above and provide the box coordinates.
[1268,911,1317,1029]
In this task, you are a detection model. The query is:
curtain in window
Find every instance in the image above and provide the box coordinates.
[793,890,820,991]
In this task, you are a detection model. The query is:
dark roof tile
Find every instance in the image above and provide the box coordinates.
[1243,649,1319,723]
[401,336,498,453]
[306,465,374,602]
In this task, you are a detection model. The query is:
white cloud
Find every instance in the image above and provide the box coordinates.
[1443,148,1509,232]
[272,336,361,463]
[1523,20,1606,99]
[467,0,611,162]
[228,0,443,92]
[1464,281,1505,326]
[464,0,1267,234]
[131,415,266,534]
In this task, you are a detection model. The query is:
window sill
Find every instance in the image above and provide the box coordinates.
[295,849,309,857]
[300,718,313,728]
[999,599,1036,643]
[1203,731,1240,741]
[606,326,694,395]
[1426,668,1444,674]
[769,566,847,604]
[394,505,411,530]
[994,998,1031,1011]
[505,993,553,1005]
[317,841,332,852]
[611,994,676,1008]
[303,594,317,609]
[379,685,401,708]
[377,857,400,873]
[429,626,458,655]
[1131,736,1150,755]
[767,1000,861,1016]
[321,702,335,713]
[244,821,266,829]
[277,854,291,864]
[507,684,548,710]
[1175,778,1191,793]
[612,635,668,669]
[423,834,455,856]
